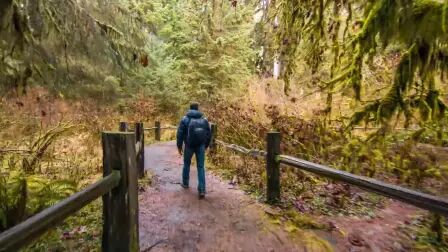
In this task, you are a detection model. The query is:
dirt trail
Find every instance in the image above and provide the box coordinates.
[318,200,418,251]
[139,141,329,252]
[139,141,419,252]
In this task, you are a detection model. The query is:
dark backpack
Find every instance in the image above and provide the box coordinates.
[186,118,208,147]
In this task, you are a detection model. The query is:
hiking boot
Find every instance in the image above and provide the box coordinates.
[181,183,189,189]
[198,191,206,199]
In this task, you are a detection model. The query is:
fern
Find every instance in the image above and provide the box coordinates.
[0,122,78,230]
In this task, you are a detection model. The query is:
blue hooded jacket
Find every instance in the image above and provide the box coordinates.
[176,110,211,148]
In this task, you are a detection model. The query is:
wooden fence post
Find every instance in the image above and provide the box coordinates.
[102,132,139,252]
[210,123,217,151]
[135,122,145,178]
[433,214,445,243]
[119,122,128,132]
[155,121,161,141]
[266,132,281,203]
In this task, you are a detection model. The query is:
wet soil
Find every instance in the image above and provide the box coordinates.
[140,141,322,252]
[318,200,419,252]
[139,141,419,252]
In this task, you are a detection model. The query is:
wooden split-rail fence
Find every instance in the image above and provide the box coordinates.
[0,121,447,252]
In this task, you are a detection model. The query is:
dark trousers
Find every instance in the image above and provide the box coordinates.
[182,145,206,193]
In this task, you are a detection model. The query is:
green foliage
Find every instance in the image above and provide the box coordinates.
[0,0,256,111]
[403,214,448,251]
[24,199,102,251]
[284,209,327,229]
[129,41,185,111]
[275,0,448,127]
[0,122,80,231]
[0,169,27,230]
[129,0,256,110]
[0,0,149,101]
[26,176,77,213]
[209,100,447,216]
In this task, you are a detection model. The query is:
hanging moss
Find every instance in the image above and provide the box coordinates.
[276,0,448,127]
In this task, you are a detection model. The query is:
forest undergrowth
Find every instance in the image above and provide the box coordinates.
[2,0,448,251]
[0,87,165,251]
[2,86,446,250]
[206,89,448,250]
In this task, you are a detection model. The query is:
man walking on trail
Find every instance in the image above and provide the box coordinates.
[176,102,211,199]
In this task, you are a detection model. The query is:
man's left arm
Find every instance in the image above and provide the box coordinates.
[204,119,212,149]
[176,118,187,153]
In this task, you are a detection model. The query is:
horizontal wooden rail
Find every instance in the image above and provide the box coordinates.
[213,130,448,215]
[144,126,176,131]
[0,171,121,252]
[329,126,412,131]
[141,121,176,141]
[216,140,266,157]
[279,155,448,216]
[143,126,176,131]
[160,126,177,130]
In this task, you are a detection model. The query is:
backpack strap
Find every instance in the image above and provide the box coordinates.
[186,117,192,128]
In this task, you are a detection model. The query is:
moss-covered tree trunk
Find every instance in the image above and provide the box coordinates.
[0,0,13,31]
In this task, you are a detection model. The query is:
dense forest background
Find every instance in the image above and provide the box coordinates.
[1,0,448,251]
